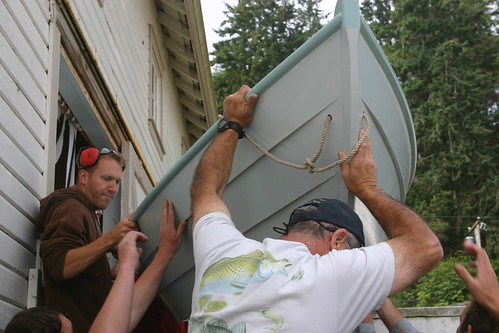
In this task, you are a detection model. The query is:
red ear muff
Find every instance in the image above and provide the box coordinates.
[79,147,100,169]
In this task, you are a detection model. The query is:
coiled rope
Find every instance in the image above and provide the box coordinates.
[243,112,371,174]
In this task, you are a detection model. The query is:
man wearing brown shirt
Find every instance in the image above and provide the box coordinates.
[36,147,137,333]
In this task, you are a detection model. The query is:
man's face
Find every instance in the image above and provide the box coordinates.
[79,157,123,210]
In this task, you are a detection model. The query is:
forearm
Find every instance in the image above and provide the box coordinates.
[129,254,173,330]
[191,130,239,224]
[194,131,238,196]
[89,262,136,333]
[356,188,431,239]
[357,189,443,292]
[63,235,113,280]
[377,298,404,330]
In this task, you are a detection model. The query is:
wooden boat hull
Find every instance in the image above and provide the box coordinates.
[132,0,416,320]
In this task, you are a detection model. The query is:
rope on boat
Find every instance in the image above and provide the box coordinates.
[244,112,372,174]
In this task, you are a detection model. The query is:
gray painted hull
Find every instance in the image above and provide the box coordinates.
[132,0,416,320]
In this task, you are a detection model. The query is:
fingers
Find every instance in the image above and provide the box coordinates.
[238,84,251,96]
[463,239,479,256]
[338,150,350,174]
[177,220,189,237]
[245,91,259,109]
[162,200,175,224]
[454,264,474,286]
[126,230,149,243]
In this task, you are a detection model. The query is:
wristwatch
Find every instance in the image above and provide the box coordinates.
[217,118,245,139]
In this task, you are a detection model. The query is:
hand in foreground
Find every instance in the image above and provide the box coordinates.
[157,200,188,260]
[338,127,379,197]
[117,231,148,272]
[222,85,258,127]
[105,212,139,250]
[454,240,499,318]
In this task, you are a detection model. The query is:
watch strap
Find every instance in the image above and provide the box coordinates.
[218,118,245,139]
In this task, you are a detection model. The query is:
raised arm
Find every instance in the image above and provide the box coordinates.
[454,240,499,318]
[339,131,443,295]
[190,85,258,227]
[128,200,187,330]
[89,231,147,333]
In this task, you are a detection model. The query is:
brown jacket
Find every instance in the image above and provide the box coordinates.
[36,187,112,333]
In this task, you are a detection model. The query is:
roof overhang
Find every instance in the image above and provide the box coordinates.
[154,0,218,146]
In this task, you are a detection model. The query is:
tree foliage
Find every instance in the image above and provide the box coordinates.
[211,0,325,112]
[392,252,499,307]
[362,0,499,256]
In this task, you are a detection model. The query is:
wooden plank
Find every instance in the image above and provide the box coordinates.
[0,1,48,99]
[0,264,28,308]
[0,128,43,197]
[0,231,35,278]
[0,298,22,331]
[0,64,45,145]
[0,33,47,116]
[20,0,50,45]
[0,195,37,252]
[0,163,40,220]
[0,96,44,172]
[2,0,49,70]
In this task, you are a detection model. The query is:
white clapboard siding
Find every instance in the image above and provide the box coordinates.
[0,299,22,331]
[0,264,29,308]
[34,0,50,22]
[0,1,48,103]
[0,129,43,197]
[0,163,40,231]
[0,195,37,252]
[68,0,185,180]
[0,0,49,329]
[0,231,35,278]
[71,0,155,161]
[0,64,45,145]
[3,1,48,67]
[0,33,46,120]
[19,0,50,46]
[0,97,44,173]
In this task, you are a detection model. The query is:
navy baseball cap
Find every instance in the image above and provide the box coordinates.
[286,198,365,246]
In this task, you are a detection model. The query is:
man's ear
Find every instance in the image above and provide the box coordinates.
[78,169,88,185]
[466,324,472,333]
[329,228,349,250]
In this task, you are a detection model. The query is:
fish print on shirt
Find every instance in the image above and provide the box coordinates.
[194,249,294,332]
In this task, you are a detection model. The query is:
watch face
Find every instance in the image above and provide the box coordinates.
[217,118,228,130]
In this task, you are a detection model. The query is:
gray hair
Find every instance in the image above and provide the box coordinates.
[288,220,362,249]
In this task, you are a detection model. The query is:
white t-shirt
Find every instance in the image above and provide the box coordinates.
[189,212,394,333]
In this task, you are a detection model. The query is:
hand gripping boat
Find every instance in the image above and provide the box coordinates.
[132,0,416,320]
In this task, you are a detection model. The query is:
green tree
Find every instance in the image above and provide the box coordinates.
[211,0,325,112]
[392,252,499,307]
[362,0,499,255]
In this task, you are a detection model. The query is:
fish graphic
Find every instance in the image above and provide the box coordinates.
[190,316,246,333]
[198,250,292,304]
[259,309,284,331]
[281,269,304,288]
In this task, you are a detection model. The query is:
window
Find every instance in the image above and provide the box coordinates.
[148,25,166,154]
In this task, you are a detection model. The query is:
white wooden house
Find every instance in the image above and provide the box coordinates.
[0,0,217,329]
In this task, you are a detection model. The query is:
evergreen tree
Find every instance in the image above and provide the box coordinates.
[211,0,325,112]
[362,0,499,255]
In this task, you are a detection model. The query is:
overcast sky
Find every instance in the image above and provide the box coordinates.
[199,0,339,53]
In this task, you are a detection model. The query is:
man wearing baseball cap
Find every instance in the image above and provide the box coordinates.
[189,85,443,333]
